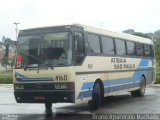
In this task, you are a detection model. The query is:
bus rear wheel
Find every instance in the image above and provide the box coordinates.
[88,82,101,110]
[131,76,146,97]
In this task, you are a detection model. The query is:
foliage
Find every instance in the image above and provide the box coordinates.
[132,32,149,38]
[0,71,12,84]
[10,56,16,69]
[0,56,10,71]
[155,38,160,66]
[155,37,160,83]
[0,55,16,71]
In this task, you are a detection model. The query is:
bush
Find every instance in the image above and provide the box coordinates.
[0,71,13,84]
[0,77,12,84]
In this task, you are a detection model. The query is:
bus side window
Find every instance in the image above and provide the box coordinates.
[144,44,151,56]
[75,32,85,65]
[135,42,144,56]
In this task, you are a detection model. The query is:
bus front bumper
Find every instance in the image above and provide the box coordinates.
[14,90,75,103]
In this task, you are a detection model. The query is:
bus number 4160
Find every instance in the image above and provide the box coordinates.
[55,75,67,81]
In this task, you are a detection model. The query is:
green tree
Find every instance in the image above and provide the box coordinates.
[132,32,149,38]
[155,37,160,66]
[155,37,160,83]
[0,56,10,71]
[10,56,16,69]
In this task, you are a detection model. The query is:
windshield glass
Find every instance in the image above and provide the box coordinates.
[17,32,72,67]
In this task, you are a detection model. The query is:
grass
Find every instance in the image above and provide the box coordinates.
[0,71,13,84]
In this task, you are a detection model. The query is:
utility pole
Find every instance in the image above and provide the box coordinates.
[13,22,20,41]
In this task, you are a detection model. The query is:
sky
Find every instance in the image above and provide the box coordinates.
[0,0,160,40]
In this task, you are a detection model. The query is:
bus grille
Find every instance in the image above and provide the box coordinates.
[24,83,55,90]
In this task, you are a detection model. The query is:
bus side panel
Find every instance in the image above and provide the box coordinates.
[74,57,155,103]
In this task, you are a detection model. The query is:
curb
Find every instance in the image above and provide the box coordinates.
[0,84,13,86]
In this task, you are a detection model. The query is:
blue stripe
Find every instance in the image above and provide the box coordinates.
[77,58,149,99]
[81,58,149,90]
[19,77,53,81]
[104,82,140,93]
[139,59,149,66]
[15,72,53,81]
[16,72,27,78]
[78,82,141,99]
[81,82,94,90]
[78,90,92,99]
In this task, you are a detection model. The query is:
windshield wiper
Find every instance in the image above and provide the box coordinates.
[23,64,38,70]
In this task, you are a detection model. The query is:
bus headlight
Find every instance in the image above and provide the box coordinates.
[14,84,24,90]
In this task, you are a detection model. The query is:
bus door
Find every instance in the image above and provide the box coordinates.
[74,32,85,65]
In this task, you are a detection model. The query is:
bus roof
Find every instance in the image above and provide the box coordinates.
[20,24,153,45]
[74,24,153,45]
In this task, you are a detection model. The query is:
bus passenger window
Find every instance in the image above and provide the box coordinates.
[87,34,101,54]
[126,41,136,55]
[115,39,126,55]
[101,36,115,55]
[136,43,144,56]
[144,44,151,56]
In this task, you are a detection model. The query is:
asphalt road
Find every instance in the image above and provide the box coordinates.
[0,85,160,120]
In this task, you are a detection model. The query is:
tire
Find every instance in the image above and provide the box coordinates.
[88,82,101,110]
[131,76,146,97]
[45,103,52,116]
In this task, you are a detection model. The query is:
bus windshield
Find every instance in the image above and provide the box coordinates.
[17,32,72,67]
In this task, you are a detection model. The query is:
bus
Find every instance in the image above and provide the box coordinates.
[13,24,155,115]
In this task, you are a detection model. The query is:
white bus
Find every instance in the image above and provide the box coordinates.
[13,24,155,115]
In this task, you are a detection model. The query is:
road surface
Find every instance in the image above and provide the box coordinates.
[0,85,160,120]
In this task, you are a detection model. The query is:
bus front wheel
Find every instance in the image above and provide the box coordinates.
[45,102,52,116]
[131,76,146,97]
[88,82,101,110]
